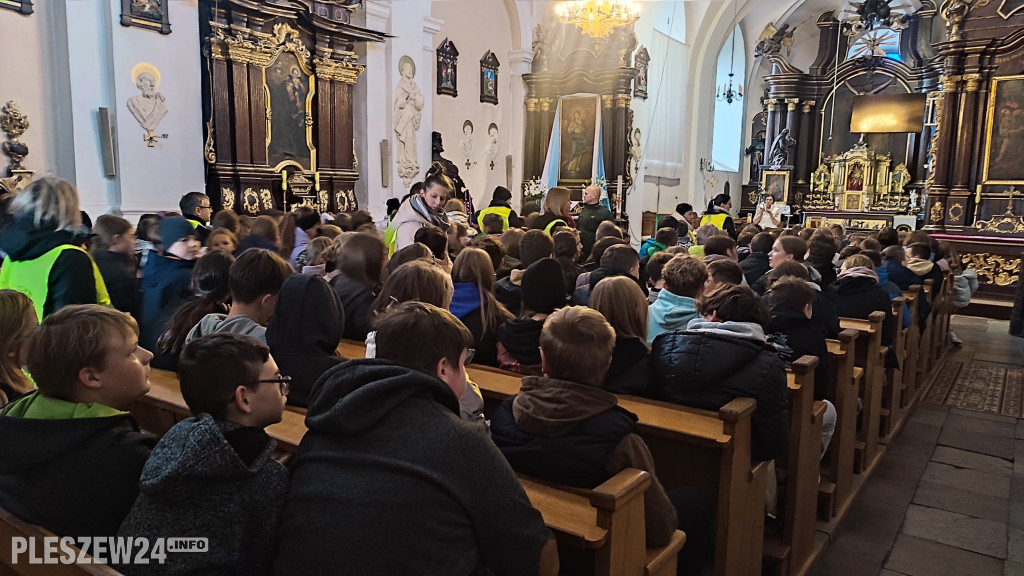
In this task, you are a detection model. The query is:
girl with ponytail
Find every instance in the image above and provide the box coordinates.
[390,162,453,253]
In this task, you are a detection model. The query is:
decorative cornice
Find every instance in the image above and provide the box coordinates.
[962,73,982,92]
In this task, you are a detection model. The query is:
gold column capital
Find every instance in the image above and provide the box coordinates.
[766,99,779,112]
[940,74,961,93]
[525,98,539,112]
[962,73,982,92]
[801,101,816,113]
[540,98,554,112]
[784,98,800,111]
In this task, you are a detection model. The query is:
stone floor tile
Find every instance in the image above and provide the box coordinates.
[1012,502,1024,529]
[884,533,1005,576]
[945,413,1018,437]
[1016,420,1024,440]
[1007,561,1024,576]
[1011,528,1024,564]
[939,426,1017,460]
[932,445,1013,476]
[922,461,1012,499]
[881,571,908,576]
[901,505,1007,559]
[910,407,949,427]
[913,480,1010,522]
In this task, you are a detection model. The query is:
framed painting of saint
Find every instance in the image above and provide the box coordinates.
[265,45,316,172]
[983,75,1024,184]
[480,50,499,105]
[120,0,171,34]
[634,46,650,99]
[558,96,598,182]
[761,169,790,204]
[436,38,459,97]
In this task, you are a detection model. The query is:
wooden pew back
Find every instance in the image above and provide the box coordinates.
[0,507,123,576]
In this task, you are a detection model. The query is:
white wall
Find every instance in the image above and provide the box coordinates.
[431,0,514,212]
[0,0,204,220]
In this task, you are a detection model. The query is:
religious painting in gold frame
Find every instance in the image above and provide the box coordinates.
[761,170,790,204]
[558,96,599,183]
[264,26,317,174]
[844,192,864,211]
[982,75,1024,185]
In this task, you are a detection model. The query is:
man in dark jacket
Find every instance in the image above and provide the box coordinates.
[141,216,199,326]
[741,233,773,287]
[806,233,839,289]
[570,244,646,306]
[0,306,156,539]
[650,284,789,463]
[275,302,558,576]
[906,242,945,298]
[495,230,553,316]
[180,191,212,244]
[472,186,521,231]
[576,185,615,257]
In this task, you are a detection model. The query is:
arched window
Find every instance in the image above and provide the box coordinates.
[711,26,744,173]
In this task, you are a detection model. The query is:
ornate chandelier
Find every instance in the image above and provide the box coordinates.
[716,27,744,104]
[555,0,640,39]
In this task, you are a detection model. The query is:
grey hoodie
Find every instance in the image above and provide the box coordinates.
[185,313,265,345]
[118,413,287,576]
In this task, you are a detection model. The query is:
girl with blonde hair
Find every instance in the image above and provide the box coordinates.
[0,178,110,319]
[531,186,576,233]
[590,276,652,394]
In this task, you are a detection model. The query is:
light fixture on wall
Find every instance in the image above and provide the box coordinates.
[716,29,744,104]
[555,0,640,39]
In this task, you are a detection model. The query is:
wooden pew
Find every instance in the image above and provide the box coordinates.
[135,367,686,576]
[820,329,860,521]
[879,296,906,441]
[0,507,123,576]
[898,287,922,409]
[917,280,935,381]
[839,312,886,474]
[765,356,826,576]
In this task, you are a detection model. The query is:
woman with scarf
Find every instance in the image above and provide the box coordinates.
[391,162,453,253]
[833,254,897,359]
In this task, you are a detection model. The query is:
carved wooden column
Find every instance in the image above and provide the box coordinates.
[925,74,960,230]
[539,96,556,175]
[952,73,981,194]
[797,100,815,182]
[524,96,542,180]
[765,99,779,155]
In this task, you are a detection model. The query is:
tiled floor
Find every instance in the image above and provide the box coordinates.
[812,316,1024,576]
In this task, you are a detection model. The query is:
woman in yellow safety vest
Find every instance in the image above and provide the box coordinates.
[699,193,736,238]
[0,178,110,320]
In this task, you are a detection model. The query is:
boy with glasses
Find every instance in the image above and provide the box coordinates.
[119,333,288,576]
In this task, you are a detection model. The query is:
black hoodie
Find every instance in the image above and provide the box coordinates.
[267,275,346,407]
[93,250,140,316]
[496,318,545,367]
[275,359,552,575]
[0,392,156,539]
[0,216,98,317]
[767,307,832,402]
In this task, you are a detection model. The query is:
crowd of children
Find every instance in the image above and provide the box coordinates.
[0,172,978,575]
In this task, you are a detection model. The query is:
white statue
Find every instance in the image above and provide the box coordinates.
[460,120,476,170]
[393,56,424,188]
[484,123,499,170]
[127,64,168,146]
[629,128,643,177]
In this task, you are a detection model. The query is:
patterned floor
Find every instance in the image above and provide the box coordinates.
[924,360,1024,418]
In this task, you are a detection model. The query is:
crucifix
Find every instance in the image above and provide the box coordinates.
[707,175,718,194]
[1006,186,1021,214]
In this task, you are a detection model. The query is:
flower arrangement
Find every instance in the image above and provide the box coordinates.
[523,178,546,204]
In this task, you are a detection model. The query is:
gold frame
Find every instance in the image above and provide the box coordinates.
[982,74,1024,185]
[844,192,864,211]
[761,169,791,204]
[260,24,317,174]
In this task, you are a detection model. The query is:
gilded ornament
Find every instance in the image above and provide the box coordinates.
[204,120,216,164]
[353,138,358,170]
[924,93,942,195]
[930,201,944,223]
[221,188,235,212]
[525,98,539,112]
[948,202,964,221]
[962,73,982,92]
[0,102,30,140]
[242,188,260,214]
[961,252,1021,286]
[318,188,329,212]
[336,190,347,211]
[540,98,553,112]
[766,99,778,112]
[260,188,275,210]
[801,101,816,114]
[314,54,364,84]
[785,98,800,111]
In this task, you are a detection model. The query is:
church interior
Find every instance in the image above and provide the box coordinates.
[2,0,1024,575]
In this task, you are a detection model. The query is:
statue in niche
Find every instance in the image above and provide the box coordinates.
[767,128,796,166]
[531,25,547,72]
[461,120,476,170]
[745,131,766,184]
[127,63,168,146]
[432,131,472,213]
[394,56,424,188]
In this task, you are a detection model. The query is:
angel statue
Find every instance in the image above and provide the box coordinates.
[767,129,796,166]
[755,23,795,58]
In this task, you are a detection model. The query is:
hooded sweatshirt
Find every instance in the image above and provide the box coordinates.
[496,317,545,373]
[489,376,676,546]
[0,392,156,539]
[647,289,699,344]
[141,252,195,327]
[118,414,287,576]
[266,274,345,407]
[0,216,98,317]
[185,313,265,345]
[450,282,503,368]
[651,321,789,462]
[907,256,945,296]
[93,249,139,316]
[274,359,552,576]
